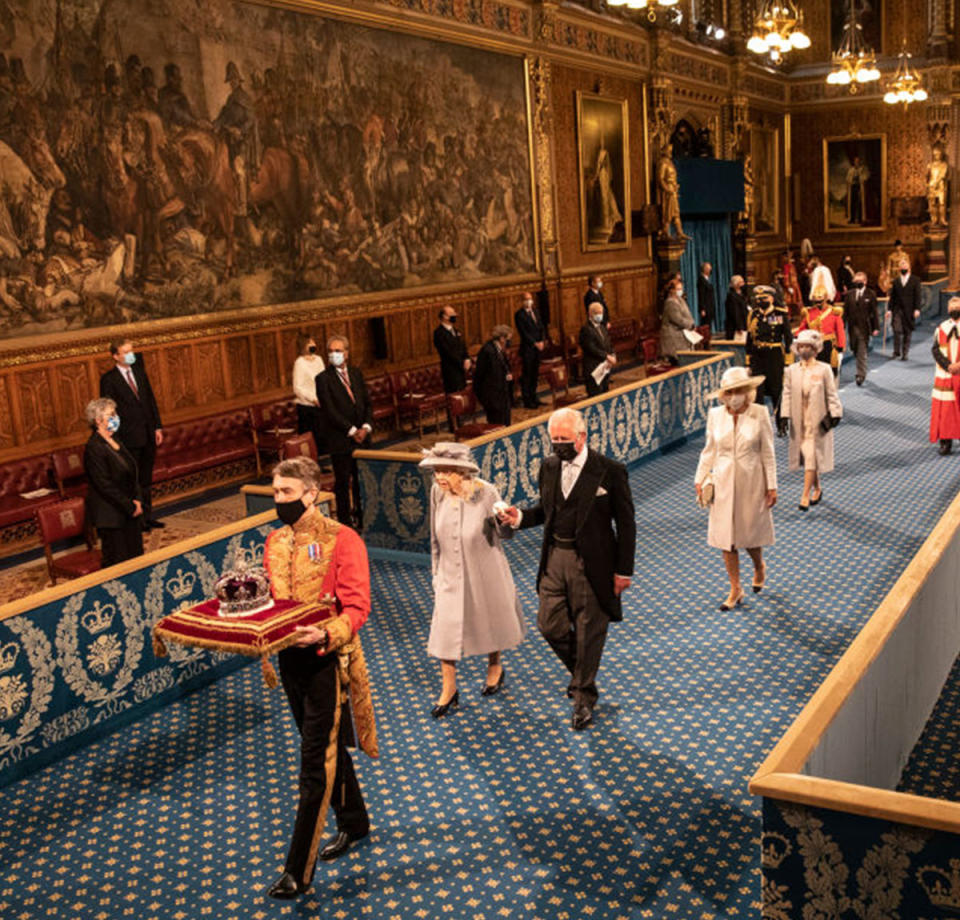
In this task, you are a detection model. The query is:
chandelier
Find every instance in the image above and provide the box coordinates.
[606,0,679,22]
[746,0,811,62]
[883,42,927,105]
[826,0,880,90]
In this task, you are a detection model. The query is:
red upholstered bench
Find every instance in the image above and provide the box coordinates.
[366,373,398,431]
[153,410,255,483]
[248,400,298,477]
[0,456,58,531]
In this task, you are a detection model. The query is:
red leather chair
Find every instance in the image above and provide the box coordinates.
[281,432,318,461]
[545,364,581,407]
[641,337,674,378]
[446,389,504,441]
[366,373,398,432]
[695,324,712,349]
[248,400,298,476]
[36,498,101,585]
[565,332,583,382]
[0,457,58,531]
[608,317,639,362]
[393,366,447,438]
[51,446,88,498]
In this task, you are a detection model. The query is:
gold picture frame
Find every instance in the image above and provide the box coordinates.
[750,126,780,236]
[576,91,631,252]
[823,134,887,233]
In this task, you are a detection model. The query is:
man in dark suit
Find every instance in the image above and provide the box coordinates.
[724,275,748,340]
[515,292,546,409]
[697,262,716,330]
[433,305,470,393]
[315,334,372,527]
[472,325,514,426]
[99,338,165,529]
[499,408,635,730]
[579,303,617,397]
[584,275,609,324]
[888,258,923,360]
[844,271,879,386]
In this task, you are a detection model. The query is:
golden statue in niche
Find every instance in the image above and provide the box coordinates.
[657,143,688,240]
[926,144,949,227]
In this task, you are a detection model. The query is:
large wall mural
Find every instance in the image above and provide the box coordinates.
[0,0,537,340]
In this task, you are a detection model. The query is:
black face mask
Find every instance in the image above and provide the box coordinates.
[448,315,457,324]
[552,441,578,462]
[901,269,909,275]
[307,344,317,354]
[950,311,960,321]
[276,496,309,526]
[854,281,864,289]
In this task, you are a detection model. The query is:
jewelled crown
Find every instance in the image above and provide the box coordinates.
[214,555,274,617]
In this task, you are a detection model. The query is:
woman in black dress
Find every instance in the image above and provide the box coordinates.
[83,397,145,567]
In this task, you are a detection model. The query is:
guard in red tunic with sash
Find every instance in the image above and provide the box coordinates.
[798,286,846,378]
[265,456,378,899]
[930,297,960,455]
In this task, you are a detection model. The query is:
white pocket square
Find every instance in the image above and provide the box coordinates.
[596,486,608,496]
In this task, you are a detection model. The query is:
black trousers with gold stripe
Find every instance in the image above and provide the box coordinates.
[278,646,369,885]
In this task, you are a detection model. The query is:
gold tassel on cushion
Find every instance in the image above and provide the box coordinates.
[261,655,279,688]
[153,633,168,658]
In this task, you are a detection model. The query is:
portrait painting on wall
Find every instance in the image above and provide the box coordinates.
[749,127,779,235]
[576,92,631,251]
[831,0,883,56]
[0,0,537,341]
[823,135,887,232]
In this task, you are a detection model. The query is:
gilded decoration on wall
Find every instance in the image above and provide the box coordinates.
[576,92,631,251]
[0,1,537,341]
[823,134,887,232]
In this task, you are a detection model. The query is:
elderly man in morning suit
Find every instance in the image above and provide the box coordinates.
[499,408,636,731]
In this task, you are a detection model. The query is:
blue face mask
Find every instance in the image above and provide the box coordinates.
[123,351,136,366]
[106,415,121,434]
[328,351,345,367]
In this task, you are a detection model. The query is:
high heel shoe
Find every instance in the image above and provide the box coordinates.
[482,667,505,697]
[809,488,822,506]
[752,564,766,594]
[431,690,459,718]
[719,589,745,611]
[798,498,810,511]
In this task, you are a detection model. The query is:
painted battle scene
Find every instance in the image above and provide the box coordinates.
[0,0,537,339]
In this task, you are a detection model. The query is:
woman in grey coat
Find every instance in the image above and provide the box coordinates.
[419,443,526,718]
[660,277,696,365]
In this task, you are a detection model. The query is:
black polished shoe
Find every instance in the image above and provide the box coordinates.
[566,686,575,699]
[319,830,363,861]
[481,667,505,697]
[856,377,864,386]
[431,690,459,719]
[146,519,166,530]
[940,441,953,456]
[267,871,307,899]
[571,706,594,731]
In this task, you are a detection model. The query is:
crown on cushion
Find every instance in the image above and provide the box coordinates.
[215,555,274,617]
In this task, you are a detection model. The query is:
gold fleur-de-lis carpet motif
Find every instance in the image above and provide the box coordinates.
[1,351,956,919]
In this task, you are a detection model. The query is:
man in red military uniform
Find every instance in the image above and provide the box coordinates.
[264,456,378,899]
[798,286,845,378]
[930,297,960,455]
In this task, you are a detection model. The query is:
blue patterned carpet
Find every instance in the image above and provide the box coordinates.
[898,654,960,800]
[2,346,958,920]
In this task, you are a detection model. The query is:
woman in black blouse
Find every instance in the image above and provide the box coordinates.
[83,397,144,567]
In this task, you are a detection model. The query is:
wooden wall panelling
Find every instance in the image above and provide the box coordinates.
[226,336,254,399]
[0,373,16,449]
[195,340,227,404]
[252,332,281,394]
[16,368,57,444]
[53,362,95,439]
[162,344,199,413]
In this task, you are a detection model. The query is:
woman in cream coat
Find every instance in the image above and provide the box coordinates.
[419,442,526,718]
[781,329,843,510]
[695,366,778,610]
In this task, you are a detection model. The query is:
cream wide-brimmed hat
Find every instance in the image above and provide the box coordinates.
[709,365,765,400]
[418,442,480,473]
[793,329,823,354]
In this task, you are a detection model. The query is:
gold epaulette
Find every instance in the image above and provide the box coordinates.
[800,307,809,322]
[832,305,844,317]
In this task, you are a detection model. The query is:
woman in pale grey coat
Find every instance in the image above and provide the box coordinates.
[660,277,696,365]
[420,443,526,719]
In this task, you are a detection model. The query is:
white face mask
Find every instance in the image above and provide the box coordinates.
[524,300,534,309]
[329,351,345,367]
[591,313,603,324]
[797,346,816,361]
[726,393,746,410]
[676,287,684,298]
[596,281,603,290]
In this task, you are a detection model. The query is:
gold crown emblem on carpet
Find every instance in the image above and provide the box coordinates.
[0,641,19,673]
[82,601,116,635]
[214,555,274,617]
[918,860,960,908]
[166,568,197,600]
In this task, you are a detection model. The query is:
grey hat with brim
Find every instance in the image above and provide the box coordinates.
[418,441,480,473]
